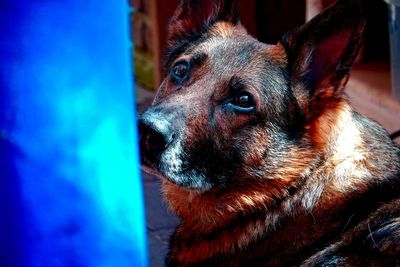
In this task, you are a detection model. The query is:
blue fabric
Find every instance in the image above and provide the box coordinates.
[0,1,147,266]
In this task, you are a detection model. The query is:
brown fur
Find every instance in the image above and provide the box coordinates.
[139,0,400,266]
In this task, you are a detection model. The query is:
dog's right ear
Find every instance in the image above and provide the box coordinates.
[280,0,365,118]
[165,0,239,65]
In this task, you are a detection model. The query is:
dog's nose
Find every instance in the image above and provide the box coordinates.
[138,114,174,158]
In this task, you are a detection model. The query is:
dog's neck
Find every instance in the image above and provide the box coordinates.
[164,99,400,265]
[309,100,399,199]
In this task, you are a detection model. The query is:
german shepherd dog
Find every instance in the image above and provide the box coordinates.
[139,0,400,265]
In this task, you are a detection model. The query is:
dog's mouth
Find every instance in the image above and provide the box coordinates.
[140,142,213,191]
[138,111,214,191]
[140,164,165,181]
[139,141,167,182]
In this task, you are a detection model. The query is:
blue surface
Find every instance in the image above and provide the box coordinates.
[0,1,147,266]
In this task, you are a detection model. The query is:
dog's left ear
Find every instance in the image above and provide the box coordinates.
[166,0,239,65]
[281,0,365,116]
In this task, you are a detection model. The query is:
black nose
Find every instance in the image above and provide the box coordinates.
[138,115,174,161]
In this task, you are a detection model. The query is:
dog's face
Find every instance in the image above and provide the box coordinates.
[139,0,365,193]
[140,28,297,191]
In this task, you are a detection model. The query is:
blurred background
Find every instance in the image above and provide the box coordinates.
[131,0,400,266]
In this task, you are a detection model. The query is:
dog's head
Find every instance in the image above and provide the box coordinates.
[139,0,365,194]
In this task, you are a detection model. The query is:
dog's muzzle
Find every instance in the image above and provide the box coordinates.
[138,111,174,166]
[139,108,214,191]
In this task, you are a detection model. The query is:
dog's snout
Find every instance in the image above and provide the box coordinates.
[140,122,171,153]
[139,114,174,161]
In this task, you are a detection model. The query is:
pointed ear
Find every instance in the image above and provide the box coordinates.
[165,0,239,64]
[281,0,365,116]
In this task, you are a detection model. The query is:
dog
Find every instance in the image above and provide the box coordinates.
[139,0,400,266]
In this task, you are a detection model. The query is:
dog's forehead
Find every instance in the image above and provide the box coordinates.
[189,26,286,74]
[185,36,287,93]
[197,37,259,67]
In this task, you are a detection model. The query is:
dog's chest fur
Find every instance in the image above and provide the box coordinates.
[158,101,400,267]
[164,105,400,266]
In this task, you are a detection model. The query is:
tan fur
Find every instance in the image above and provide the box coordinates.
[209,21,243,38]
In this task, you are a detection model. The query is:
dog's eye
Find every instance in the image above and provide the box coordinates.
[232,92,255,109]
[170,60,191,83]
